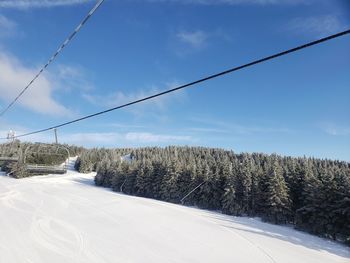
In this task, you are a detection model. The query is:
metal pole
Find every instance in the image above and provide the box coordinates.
[54,128,58,144]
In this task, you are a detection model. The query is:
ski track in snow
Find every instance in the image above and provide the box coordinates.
[0,158,349,263]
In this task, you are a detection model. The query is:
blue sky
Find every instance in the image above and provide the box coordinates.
[0,0,349,160]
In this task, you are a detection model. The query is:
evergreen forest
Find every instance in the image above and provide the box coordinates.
[75,146,350,245]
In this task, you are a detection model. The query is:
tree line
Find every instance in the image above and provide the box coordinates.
[75,146,350,245]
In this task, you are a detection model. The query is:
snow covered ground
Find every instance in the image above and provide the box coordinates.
[0,158,349,263]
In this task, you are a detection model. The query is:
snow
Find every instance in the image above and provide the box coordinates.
[120,153,133,163]
[0,158,349,263]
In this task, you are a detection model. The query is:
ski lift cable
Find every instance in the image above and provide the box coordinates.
[0,0,105,118]
[1,29,349,140]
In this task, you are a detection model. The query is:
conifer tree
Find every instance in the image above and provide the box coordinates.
[263,159,291,224]
[161,160,181,202]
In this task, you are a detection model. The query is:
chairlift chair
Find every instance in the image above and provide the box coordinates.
[23,144,70,175]
[0,141,20,162]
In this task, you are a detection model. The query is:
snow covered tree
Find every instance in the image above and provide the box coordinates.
[263,159,291,224]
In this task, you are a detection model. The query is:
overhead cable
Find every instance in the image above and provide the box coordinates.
[0,0,105,117]
[2,29,349,140]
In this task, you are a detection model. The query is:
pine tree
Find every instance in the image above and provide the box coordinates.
[111,162,125,192]
[196,163,211,208]
[332,170,350,243]
[222,175,238,215]
[161,160,181,203]
[263,159,291,224]
[137,160,155,197]
[151,161,165,200]
[233,156,252,215]
[95,156,112,186]
[295,167,322,233]
[123,162,138,195]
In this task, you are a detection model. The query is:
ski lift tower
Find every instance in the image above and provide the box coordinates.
[7,130,16,143]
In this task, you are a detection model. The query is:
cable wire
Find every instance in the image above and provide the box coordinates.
[0,0,105,117]
[2,29,349,140]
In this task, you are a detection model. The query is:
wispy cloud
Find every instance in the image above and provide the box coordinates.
[173,28,233,56]
[52,64,94,93]
[0,0,92,9]
[187,127,230,134]
[176,30,208,48]
[62,132,121,145]
[82,81,187,116]
[61,131,193,146]
[190,117,292,135]
[147,0,311,5]
[0,128,193,147]
[0,50,73,117]
[107,123,147,129]
[0,15,17,38]
[125,132,192,143]
[321,123,350,136]
[288,15,346,37]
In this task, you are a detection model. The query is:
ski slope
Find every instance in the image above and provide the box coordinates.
[0,158,349,263]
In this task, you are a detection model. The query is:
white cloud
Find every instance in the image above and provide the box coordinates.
[0,0,92,8]
[190,117,292,135]
[0,129,193,147]
[321,123,350,136]
[176,30,208,48]
[0,15,17,38]
[53,64,94,93]
[62,132,122,145]
[107,123,146,129]
[82,81,187,115]
[125,132,192,143]
[288,15,345,36]
[63,131,193,147]
[174,28,234,56]
[187,127,230,133]
[0,51,72,116]
[57,64,82,79]
[147,0,311,5]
